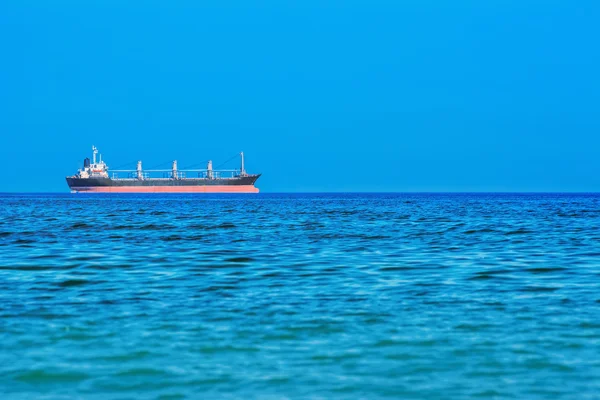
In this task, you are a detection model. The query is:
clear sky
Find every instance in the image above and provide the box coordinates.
[1,1,598,192]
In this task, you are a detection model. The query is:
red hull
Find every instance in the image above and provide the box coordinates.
[72,185,259,193]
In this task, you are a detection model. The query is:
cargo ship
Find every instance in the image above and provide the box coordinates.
[66,146,260,193]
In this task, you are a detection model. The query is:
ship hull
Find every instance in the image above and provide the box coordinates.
[66,175,260,193]
[70,185,258,193]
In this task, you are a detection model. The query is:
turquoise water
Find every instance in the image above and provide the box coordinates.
[1,193,599,399]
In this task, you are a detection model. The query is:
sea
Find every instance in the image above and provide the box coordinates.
[0,193,599,399]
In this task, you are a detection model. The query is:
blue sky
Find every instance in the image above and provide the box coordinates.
[0,0,598,192]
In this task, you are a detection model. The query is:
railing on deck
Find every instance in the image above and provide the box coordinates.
[110,169,241,180]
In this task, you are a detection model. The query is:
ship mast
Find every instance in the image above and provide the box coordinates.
[240,152,246,176]
[172,160,178,179]
[207,160,213,179]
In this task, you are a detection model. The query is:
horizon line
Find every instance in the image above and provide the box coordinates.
[1,191,599,195]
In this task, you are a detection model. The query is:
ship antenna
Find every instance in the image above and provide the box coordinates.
[92,145,98,164]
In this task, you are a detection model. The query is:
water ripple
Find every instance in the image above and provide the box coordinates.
[0,193,599,399]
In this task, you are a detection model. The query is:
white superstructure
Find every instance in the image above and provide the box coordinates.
[76,146,109,179]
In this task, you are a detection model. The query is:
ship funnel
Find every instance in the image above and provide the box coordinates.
[207,160,213,179]
[137,161,143,180]
[84,158,90,168]
[172,160,178,179]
